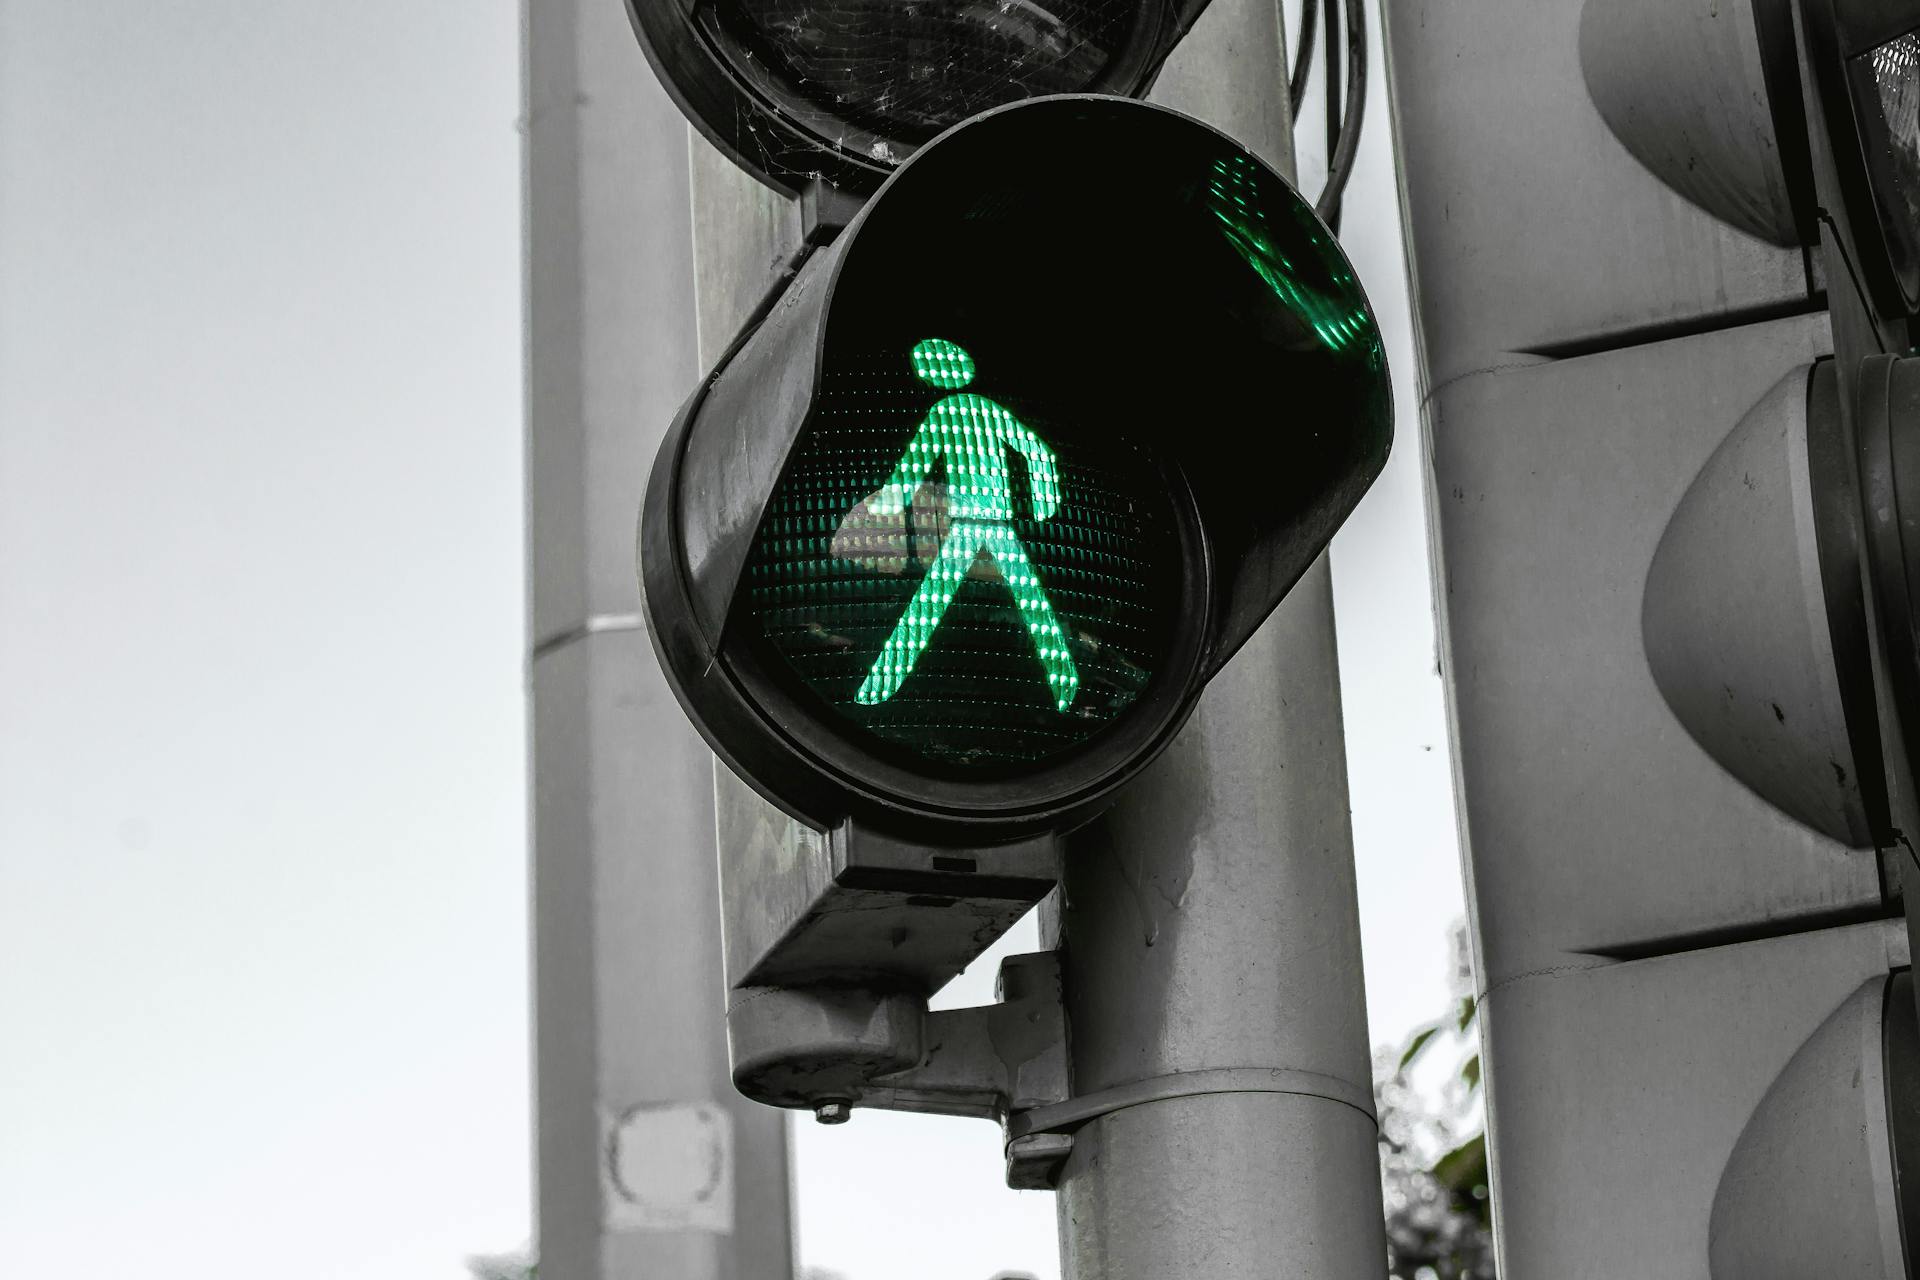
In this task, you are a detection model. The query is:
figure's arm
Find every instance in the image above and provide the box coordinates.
[1005,421,1062,521]
[867,423,939,516]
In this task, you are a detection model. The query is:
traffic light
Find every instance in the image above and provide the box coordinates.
[642,94,1389,847]
[622,0,1223,192]
[1711,971,1920,1276]
[1583,0,1920,849]
[1384,0,1920,1271]
[1795,0,1920,322]
[636,92,1388,1124]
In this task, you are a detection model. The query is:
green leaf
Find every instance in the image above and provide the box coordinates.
[1398,1024,1441,1071]
[1456,994,1477,1032]
[1462,1054,1482,1091]
[1431,1133,1487,1192]
[1431,1134,1493,1231]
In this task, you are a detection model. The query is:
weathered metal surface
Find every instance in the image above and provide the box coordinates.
[1709,972,1909,1279]
[1479,920,1906,1278]
[866,951,1073,1121]
[1426,313,1885,985]
[1382,0,1810,388]
[711,781,1060,991]
[1578,0,1804,247]
[1643,361,1875,850]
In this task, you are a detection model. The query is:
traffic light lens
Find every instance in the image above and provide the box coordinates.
[651,100,1389,819]
[1208,154,1373,352]
[742,340,1185,774]
[1853,28,1920,300]
[705,0,1138,143]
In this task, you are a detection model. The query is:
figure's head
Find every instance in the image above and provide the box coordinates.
[910,337,976,390]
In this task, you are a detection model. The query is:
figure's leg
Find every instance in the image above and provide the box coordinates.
[979,524,1079,712]
[855,525,981,705]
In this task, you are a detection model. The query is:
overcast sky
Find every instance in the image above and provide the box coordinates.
[0,3,1461,1278]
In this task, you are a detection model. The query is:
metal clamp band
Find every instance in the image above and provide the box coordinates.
[1006,1066,1377,1141]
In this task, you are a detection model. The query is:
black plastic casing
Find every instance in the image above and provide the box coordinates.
[622,0,1210,195]
[639,96,1391,844]
[1798,0,1920,320]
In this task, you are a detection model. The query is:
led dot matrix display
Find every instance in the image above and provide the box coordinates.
[743,336,1181,773]
[728,112,1387,784]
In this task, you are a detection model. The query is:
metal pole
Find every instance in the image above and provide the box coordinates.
[1049,2,1388,1272]
[526,0,794,1274]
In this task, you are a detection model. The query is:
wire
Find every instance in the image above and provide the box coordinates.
[1322,0,1341,222]
[1815,207,1894,356]
[1313,0,1367,231]
[1288,0,1318,120]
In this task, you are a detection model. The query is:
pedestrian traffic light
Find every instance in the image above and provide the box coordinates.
[640,93,1390,847]
[622,0,1225,193]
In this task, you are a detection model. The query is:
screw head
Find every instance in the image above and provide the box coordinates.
[813,1099,853,1125]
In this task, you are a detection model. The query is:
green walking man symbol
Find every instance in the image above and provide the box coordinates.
[854,337,1080,713]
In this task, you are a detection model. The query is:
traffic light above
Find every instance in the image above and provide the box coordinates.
[641,95,1391,843]
[1800,0,1920,316]
[625,0,1225,191]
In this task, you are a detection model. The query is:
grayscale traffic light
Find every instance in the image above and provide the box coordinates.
[1585,4,1920,1272]
[1711,971,1920,1276]
[1583,0,1920,852]
[1386,0,1919,1271]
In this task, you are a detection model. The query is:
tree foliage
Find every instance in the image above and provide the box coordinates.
[465,1250,535,1280]
[1377,923,1495,1280]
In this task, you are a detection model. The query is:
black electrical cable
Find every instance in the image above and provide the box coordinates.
[1321,0,1341,222]
[1313,0,1367,231]
[1288,0,1318,120]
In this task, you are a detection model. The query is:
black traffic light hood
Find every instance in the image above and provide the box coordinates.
[624,0,1215,195]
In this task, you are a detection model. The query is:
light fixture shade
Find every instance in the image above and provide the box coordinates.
[1709,973,1914,1279]
[1642,362,1881,848]
[1579,0,1810,247]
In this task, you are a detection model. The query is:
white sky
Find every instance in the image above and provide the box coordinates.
[0,3,1462,1279]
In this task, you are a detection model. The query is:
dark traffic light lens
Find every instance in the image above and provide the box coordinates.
[641,99,1389,832]
[731,113,1383,781]
[1851,26,1920,307]
[742,336,1185,773]
[706,0,1141,143]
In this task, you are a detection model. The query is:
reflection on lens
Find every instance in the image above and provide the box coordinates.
[744,340,1177,772]
[709,0,1135,143]
[1855,29,1920,286]
[735,128,1388,778]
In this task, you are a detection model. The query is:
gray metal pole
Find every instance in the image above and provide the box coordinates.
[525,0,795,1275]
[1049,4,1388,1273]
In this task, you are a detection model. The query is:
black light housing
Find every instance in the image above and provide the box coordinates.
[1800,0,1920,318]
[638,96,1391,842]
[624,0,1216,193]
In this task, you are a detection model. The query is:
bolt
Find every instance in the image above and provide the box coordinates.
[813,1099,853,1125]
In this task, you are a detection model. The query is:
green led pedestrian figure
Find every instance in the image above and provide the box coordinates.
[854,337,1080,713]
